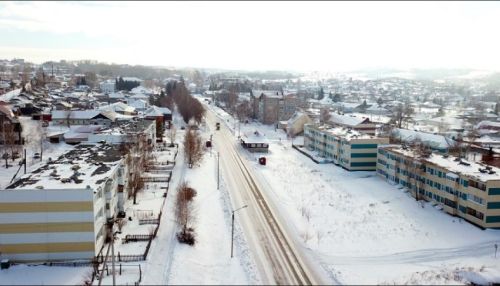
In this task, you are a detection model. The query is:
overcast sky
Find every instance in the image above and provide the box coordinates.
[0,1,499,72]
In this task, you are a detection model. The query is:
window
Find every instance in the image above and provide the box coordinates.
[106,202,110,210]
[466,207,484,220]
[469,180,486,191]
[467,194,485,205]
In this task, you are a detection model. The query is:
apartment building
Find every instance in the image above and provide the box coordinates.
[304,123,389,171]
[250,90,300,125]
[0,143,128,262]
[377,145,500,228]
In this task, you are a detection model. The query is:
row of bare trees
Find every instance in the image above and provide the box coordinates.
[166,80,205,124]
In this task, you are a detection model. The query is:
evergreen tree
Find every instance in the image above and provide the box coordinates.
[318,87,324,100]
[333,93,342,102]
[377,97,383,106]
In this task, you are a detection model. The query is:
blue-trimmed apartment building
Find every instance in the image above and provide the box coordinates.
[377,145,500,229]
[303,124,389,171]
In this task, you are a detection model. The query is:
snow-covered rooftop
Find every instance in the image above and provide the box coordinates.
[329,112,371,126]
[241,130,270,144]
[6,143,123,190]
[393,128,456,150]
[311,124,379,140]
[385,146,500,182]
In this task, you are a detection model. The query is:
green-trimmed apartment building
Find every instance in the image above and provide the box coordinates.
[303,124,389,171]
[377,145,500,229]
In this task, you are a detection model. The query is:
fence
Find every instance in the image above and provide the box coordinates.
[123,234,153,243]
[143,212,161,260]
[146,164,174,170]
[292,144,320,164]
[95,253,145,263]
[42,260,94,267]
[138,218,160,225]
[142,175,171,183]
[146,169,173,174]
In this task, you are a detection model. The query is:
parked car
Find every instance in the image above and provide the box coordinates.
[33,153,41,159]
[259,157,266,165]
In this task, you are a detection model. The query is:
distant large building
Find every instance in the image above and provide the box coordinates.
[250,90,300,125]
[304,123,389,171]
[99,79,116,94]
[377,145,500,229]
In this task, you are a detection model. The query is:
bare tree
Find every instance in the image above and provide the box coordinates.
[226,89,238,113]
[390,101,414,128]
[319,107,331,124]
[175,181,197,245]
[168,124,177,147]
[236,100,251,123]
[65,110,72,128]
[183,128,204,168]
[3,123,20,159]
[122,133,152,204]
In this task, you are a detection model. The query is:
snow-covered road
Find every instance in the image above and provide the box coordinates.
[206,109,327,285]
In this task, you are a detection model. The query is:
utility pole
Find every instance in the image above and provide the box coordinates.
[217,151,220,190]
[106,220,116,286]
[24,149,26,174]
[231,205,247,258]
[40,140,43,161]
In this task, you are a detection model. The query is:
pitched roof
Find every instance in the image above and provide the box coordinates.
[329,113,371,126]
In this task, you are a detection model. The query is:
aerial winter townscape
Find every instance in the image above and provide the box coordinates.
[3,1,500,285]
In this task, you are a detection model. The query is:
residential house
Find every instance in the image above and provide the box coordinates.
[327,113,377,135]
[51,110,117,127]
[240,130,269,153]
[0,103,23,145]
[286,111,312,137]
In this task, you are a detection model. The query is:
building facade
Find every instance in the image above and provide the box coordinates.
[0,144,128,262]
[377,145,500,228]
[304,124,389,171]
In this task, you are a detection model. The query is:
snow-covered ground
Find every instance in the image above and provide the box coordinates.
[206,102,500,285]
[0,264,92,285]
[163,120,259,285]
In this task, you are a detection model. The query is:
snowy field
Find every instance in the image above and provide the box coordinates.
[207,102,500,285]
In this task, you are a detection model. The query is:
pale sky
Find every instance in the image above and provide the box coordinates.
[1,1,499,73]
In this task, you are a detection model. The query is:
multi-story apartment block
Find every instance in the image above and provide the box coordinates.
[304,124,389,171]
[0,143,128,262]
[250,90,300,125]
[377,145,500,228]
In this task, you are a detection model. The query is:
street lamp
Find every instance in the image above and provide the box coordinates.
[216,151,220,190]
[231,204,248,258]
